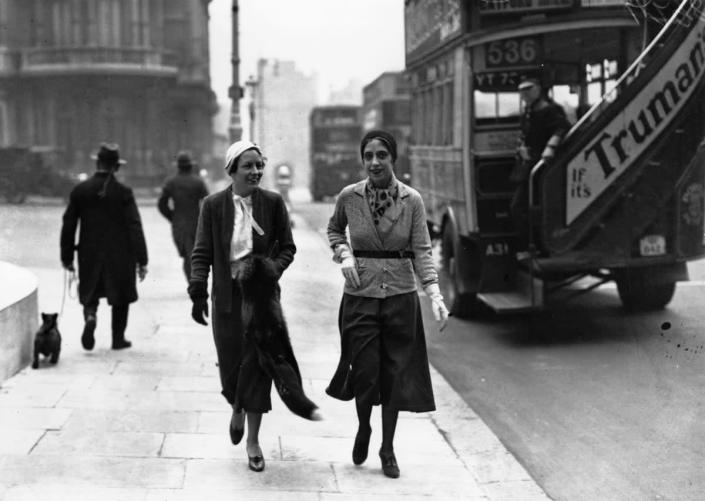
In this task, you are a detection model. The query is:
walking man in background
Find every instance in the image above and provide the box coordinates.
[60,143,148,350]
[158,151,209,281]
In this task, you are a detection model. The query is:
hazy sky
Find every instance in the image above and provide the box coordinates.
[208,0,406,105]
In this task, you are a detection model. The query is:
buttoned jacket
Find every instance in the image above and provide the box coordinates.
[327,179,437,298]
[189,186,295,313]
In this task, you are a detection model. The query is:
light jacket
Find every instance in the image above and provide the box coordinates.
[327,179,438,298]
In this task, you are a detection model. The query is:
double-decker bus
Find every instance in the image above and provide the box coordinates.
[405,0,705,316]
[309,105,362,201]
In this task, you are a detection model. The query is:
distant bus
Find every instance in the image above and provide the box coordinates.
[309,105,362,201]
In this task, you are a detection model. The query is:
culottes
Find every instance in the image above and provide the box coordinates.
[327,291,436,412]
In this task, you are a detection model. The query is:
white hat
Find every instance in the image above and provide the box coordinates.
[517,77,540,90]
[225,140,261,172]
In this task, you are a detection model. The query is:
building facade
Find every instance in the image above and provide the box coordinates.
[0,0,216,186]
[251,58,317,197]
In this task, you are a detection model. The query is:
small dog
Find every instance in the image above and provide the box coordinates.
[32,313,62,369]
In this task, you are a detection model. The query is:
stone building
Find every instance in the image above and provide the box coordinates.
[0,0,217,187]
[250,58,317,198]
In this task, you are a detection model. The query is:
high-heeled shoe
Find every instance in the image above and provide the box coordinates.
[229,410,244,445]
[229,423,244,445]
[352,424,372,465]
[248,453,265,472]
[379,449,400,478]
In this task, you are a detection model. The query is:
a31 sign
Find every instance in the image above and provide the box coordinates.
[485,36,541,68]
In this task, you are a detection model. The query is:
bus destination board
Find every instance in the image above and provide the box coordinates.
[479,0,575,15]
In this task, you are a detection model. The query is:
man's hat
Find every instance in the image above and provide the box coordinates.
[175,151,196,169]
[518,77,540,91]
[90,143,126,166]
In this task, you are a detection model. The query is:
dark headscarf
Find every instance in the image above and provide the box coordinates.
[360,129,397,163]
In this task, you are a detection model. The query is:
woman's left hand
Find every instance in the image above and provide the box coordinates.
[424,283,449,332]
[431,296,449,332]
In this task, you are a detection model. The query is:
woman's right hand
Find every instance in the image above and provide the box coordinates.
[341,255,360,288]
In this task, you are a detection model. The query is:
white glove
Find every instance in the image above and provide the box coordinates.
[424,283,449,331]
[339,247,360,288]
[541,136,561,161]
[518,145,530,161]
[541,145,556,161]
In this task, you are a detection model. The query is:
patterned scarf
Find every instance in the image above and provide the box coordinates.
[366,179,399,226]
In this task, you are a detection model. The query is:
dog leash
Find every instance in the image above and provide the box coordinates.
[58,269,77,320]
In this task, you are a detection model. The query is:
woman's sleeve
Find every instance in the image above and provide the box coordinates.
[410,194,438,288]
[326,192,350,262]
[188,198,213,298]
[272,196,296,277]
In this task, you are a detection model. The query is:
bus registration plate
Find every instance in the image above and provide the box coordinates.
[639,235,666,256]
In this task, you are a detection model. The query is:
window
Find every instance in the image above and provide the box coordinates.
[97,0,122,46]
[412,77,454,145]
[0,101,7,147]
[473,90,521,125]
[551,85,579,124]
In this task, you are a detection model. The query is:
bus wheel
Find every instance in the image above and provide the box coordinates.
[440,225,481,318]
[615,268,677,311]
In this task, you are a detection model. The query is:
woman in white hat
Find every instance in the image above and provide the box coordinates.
[188,140,298,472]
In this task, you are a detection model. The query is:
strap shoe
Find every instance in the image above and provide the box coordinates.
[379,449,400,478]
[352,424,372,465]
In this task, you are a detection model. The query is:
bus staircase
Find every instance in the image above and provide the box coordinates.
[479,0,705,313]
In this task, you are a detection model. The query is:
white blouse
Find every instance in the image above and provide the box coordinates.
[229,193,253,276]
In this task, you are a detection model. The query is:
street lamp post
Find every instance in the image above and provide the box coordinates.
[245,75,259,143]
[228,0,243,142]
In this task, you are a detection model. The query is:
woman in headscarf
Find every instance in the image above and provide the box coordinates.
[188,140,315,472]
[326,129,449,478]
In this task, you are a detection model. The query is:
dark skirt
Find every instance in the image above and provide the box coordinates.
[211,280,272,412]
[326,291,436,412]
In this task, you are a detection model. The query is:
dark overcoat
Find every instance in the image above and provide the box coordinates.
[188,186,296,312]
[157,172,208,257]
[60,172,148,306]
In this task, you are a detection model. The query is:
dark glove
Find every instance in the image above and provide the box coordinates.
[191,298,209,326]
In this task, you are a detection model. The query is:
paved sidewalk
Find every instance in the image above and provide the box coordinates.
[0,207,550,500]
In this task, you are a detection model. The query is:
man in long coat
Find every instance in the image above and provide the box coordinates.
[157,151,208,282]
[60,143,148,350]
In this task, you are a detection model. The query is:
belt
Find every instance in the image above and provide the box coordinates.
[353,250,415,259]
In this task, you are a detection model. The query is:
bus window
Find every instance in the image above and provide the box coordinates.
[474,91,497,119]
[474,90,520,125]
[497,92,520,118]
[586,58,619,105]
[551,85,578,124]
